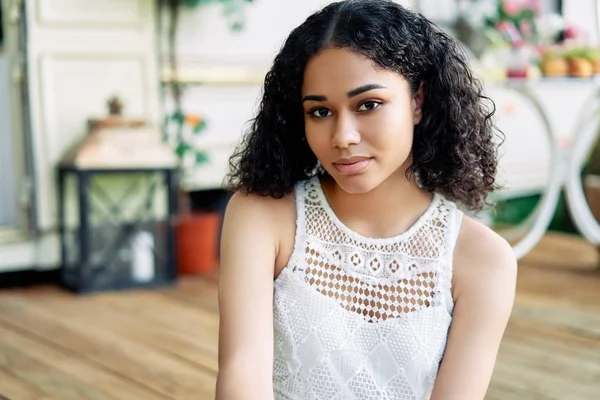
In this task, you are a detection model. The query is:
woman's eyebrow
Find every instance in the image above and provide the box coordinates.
[302,94,327,102]
[347,83,387,98]
[302,83,387,103]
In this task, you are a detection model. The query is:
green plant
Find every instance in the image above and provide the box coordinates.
[164,0,254,166]
[562,46,600,62]
[164,111,209,166]
[181,0,255,31]
[484,0,541,46]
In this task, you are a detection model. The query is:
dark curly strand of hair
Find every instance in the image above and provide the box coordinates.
[225,0,502,211]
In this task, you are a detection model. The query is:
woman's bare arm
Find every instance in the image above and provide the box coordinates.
[216,192,283,400]
[430,217,517,400]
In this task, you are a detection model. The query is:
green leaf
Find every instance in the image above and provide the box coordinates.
[193,119,208,133]
[231,21,244,31]
[195,151,209,164]
[171,111,185,124]
[175,143,192,158]
[183,0,203,7]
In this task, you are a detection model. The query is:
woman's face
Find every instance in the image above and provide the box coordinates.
[301,47,423,194]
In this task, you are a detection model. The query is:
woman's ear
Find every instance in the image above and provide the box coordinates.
[412,82,424,125]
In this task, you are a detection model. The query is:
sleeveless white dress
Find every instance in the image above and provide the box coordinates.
[272,177,463,400]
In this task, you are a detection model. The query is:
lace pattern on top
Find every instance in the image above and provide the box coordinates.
[272,177,463,400]
[299,178,455,322]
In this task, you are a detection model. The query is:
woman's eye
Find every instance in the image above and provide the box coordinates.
[310,108,332,118]
[357,101,381,112]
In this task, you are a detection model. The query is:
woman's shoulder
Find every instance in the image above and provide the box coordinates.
[225,189,296,226]
[451,215,518,300]
[224,189,298,273]
[224,176,316,221]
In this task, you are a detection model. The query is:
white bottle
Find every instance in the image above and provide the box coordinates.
[131,231,155,283]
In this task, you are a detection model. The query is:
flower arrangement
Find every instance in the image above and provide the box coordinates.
[478,0,600,79]
[487,0,541,45]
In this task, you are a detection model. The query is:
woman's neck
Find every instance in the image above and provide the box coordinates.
[320,169,434,239]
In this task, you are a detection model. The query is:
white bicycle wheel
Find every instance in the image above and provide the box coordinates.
[565,86,600,244]
[488,82,564,260]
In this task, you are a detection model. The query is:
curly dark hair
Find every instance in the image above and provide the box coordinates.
[225,0,502,211]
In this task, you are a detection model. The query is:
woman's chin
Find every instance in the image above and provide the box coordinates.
[327,165,411,195]
[330,173,381,195]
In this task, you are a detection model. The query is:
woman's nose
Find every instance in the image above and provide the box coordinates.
[331,115,361,149]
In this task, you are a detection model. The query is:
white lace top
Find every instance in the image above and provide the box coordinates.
[272,177,463,400]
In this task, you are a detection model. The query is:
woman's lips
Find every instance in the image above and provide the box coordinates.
[332,157,373,175]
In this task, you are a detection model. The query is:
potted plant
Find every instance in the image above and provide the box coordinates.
[163,0,254,275]
[164,110,219,275]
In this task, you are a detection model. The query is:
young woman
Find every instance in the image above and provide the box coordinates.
[216,1,517,399]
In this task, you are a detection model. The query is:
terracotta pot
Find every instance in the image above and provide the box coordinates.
[176,211,221,275]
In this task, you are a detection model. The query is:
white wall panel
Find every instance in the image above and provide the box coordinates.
[36,0,143,26]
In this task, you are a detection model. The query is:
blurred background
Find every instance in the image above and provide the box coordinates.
[0,0,599,399]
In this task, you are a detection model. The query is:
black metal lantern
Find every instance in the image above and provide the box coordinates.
[57,98,179,293]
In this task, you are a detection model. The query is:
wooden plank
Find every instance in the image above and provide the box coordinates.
[485,383,547,400]
[519,231,598,267]
[96,289,219,335]
[490,361,564,400]
[0,368,54,400]
[88,283,221,373]
[23,292,219,374]
[493,341,600,399]
[514,267,600,306]
[0,339,110,400]
[0,297,216,400]
[0,322,169,400]
[157,277,220,314]
[505,317,600,355]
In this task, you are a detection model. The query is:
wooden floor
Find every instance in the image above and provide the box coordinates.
[0,233,599,400]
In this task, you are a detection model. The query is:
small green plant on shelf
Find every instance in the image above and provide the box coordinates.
[177,0,256,31]
[163,0,254,169]
[165,111,209,168]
